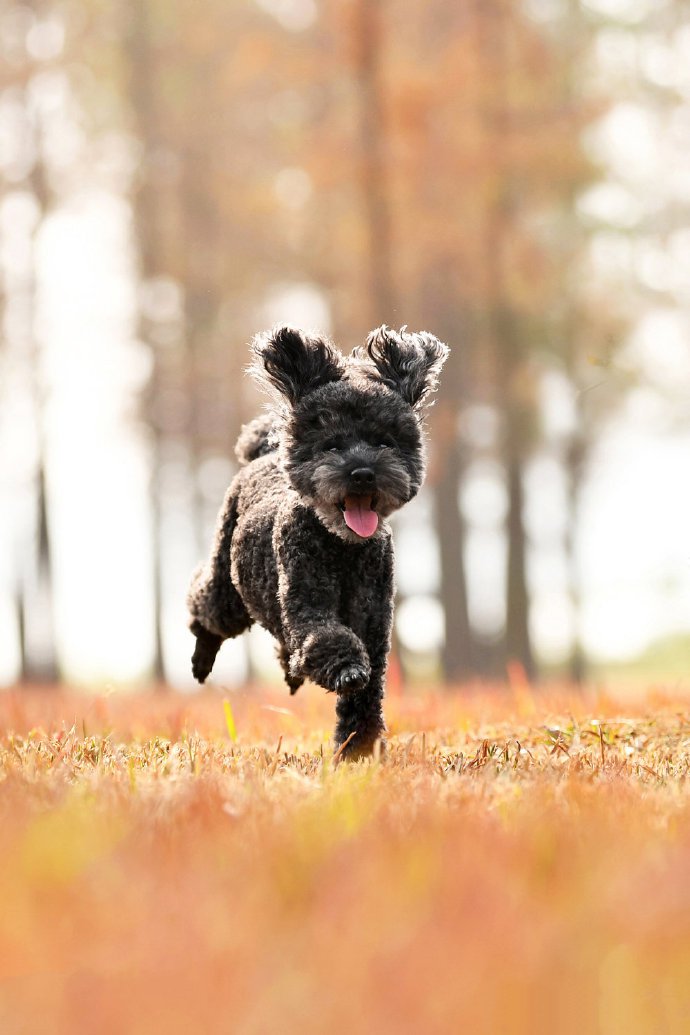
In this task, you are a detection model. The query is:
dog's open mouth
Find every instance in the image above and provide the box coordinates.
[339,495,379,538]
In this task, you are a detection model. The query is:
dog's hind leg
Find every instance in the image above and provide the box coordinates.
[187,485,252,683]
[189,620,224,684]
[277,643,304,695]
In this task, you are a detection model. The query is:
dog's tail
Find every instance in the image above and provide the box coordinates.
[234,413,279,466]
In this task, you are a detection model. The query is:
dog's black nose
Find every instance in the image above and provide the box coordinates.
[351,467,375,487]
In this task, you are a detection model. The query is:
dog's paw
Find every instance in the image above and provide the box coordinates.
[191,648,212,684]
[333,664,369,693]
[286,673,304,695]
[191,631,222,684]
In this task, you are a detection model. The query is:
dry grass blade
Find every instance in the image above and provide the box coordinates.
[332,730,357,766]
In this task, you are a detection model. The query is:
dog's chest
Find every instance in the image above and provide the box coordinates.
[335,543,382,634]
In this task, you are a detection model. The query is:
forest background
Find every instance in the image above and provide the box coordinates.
[2,0,690,693]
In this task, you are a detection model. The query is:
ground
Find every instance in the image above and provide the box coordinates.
[1,682,690,1034]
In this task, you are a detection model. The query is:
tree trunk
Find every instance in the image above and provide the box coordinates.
[491,304,537,682]
[16,49,59,685]
[429,295,476,684]
[504,443,535,680]
[353,0,395,325]
[149,445,166,685]
[124,0,166,683]
[16,467,58,685]
[474,0,537,682]
[434,433,474,682]
[564,431,587,685]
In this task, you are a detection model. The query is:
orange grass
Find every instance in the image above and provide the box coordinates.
[2,683,690,1034]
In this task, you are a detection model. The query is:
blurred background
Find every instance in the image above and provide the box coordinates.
[1,0,689,692]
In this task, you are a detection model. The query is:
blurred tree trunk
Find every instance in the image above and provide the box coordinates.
[477,0,537,682]
[495,316,536,682]
[353,0,395,326]
[428,291,476,683]
[434,421,474,682]
[125,0,166,683]
[559,4,593,687]
[504,423,534,680]
[564,429,587,684]
[491,316,536,681]
[15,30,58,685]
[17,465,59,684]
[562,304,589,686]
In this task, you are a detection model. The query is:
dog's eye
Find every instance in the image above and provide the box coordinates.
[324,440,343,453]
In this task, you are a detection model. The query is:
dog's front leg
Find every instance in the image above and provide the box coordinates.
[334,539,393,759]
[292,622,371,693]
[276,527,371,694]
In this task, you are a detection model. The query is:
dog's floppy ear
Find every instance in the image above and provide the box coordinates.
[250,326,345,406]
[362,325,449,409]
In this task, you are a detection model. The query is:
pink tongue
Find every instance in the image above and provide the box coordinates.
[343,498,379,538]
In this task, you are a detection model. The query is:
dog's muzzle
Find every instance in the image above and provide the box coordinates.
[339,467,378,537]
[310,450,410,539]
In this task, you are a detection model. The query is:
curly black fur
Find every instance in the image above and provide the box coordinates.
[356,325,449,409]
[250,326,345,406]
[234,413,279,466]
[187,324,449,759]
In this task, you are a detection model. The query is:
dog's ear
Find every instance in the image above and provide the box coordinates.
[250,326,345,406]
[361,325,449,409]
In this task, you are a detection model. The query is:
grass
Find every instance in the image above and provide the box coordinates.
[2,682,690,1034]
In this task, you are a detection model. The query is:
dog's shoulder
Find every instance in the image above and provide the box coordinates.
[234,450,286,501]
[273,491,326,545]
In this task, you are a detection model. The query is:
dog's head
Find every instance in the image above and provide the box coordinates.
[250,325,449,542]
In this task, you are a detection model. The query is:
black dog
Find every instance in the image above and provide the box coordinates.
[187,325,448,758]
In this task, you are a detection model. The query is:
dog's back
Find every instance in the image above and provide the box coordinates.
[234,414,279,466]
